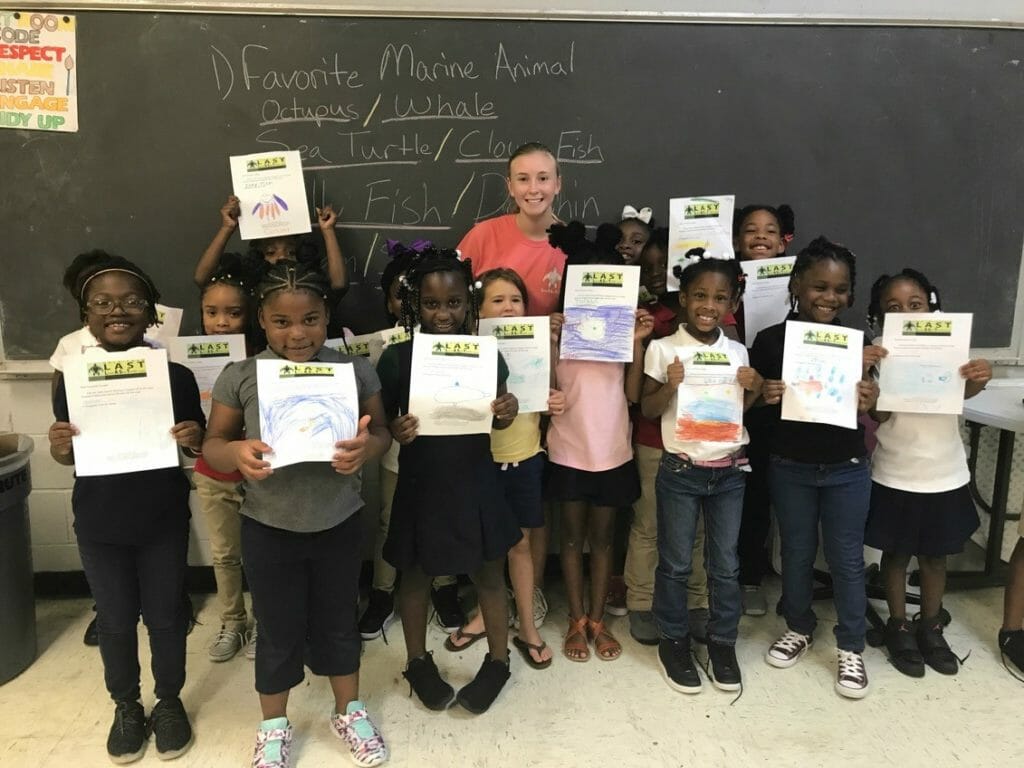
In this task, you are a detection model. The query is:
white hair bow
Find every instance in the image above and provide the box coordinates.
[621,205,653,224]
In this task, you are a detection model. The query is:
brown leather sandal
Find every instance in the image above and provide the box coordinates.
[563,615,590,662]
[587,617,622,661]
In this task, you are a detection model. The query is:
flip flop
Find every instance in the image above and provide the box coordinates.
[444,625,486,652]
[513,636,553,670]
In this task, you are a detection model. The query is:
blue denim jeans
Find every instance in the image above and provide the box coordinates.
[653,453,746,645]
[769,455,871,652]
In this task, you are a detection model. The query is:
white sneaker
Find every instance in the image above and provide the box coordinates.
[245,624,258,661]
[765,630,813,668]
[835,649,870,699]
[330,701,389,767]
[208,626,245,662]
[253,718,292,768]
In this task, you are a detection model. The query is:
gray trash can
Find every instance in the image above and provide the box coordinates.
[0,434,36,685]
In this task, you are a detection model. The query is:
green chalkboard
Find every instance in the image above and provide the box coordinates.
[2,13,1023,358]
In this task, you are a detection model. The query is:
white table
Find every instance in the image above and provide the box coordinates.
[960,381,1024,587]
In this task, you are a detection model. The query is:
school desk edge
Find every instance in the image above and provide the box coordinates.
[18,2,1024,29]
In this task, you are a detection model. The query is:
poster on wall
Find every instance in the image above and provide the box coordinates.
[0,11,78,132]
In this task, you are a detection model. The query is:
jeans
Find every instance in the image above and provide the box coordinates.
[769,455,871,652]
[653,453,746,645]
[77,521,190,703]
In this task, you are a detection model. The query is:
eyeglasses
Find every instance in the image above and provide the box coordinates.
[85,297,150,315]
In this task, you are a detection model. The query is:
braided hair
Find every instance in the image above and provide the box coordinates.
[63,249,161,326]
[789,236,857,310]
[866,268,941,330]
[256,261,330,306]
[672,248,746,300]
[397,247,478,333]
[733,203,796,244]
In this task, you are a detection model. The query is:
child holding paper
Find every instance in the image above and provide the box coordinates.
[359,240,465,642]
[750,236,881,699]
[202,263,391,768]
[546,222,653,663]
[377,247,521,714]
[48,252,204,763]
[444,267,564,669]
[732,202,795,617]
[191,255,261,663]
[195,195,349,335]
[641,255,762,693]
[865,269,989,677]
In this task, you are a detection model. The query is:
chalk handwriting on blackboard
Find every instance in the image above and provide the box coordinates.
[210,44,364,100]
[494,41,575,83]
[379,43,479,82]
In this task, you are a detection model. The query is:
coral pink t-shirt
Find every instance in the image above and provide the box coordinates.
[547,359,633,472]
[458,214,567,317]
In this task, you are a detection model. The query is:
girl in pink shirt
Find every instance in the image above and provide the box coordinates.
[546,222,653,663]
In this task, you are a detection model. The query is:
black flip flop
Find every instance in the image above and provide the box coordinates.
[513,636,553,670]
[444,626,486,653]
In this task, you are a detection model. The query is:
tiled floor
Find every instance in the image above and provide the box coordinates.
[1,578,1021,768]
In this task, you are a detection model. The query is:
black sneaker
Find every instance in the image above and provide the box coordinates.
[998,628,1024,680]
[456,652,512,714]
[884,617,924,678]
[431,584,465,633]
[916,616,958,675]
[402,652,455,711]
[359,589,397,641]
[707,642,742,692]
[107,699,147,764]
[658,637,702,694]
[84,615,99,647]
[149,697,193,759]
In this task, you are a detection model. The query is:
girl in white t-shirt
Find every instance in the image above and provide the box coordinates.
[866,268,991,678]
[641,254,763,694]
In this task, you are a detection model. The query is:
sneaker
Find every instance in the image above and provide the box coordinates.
[628,610,660,646]
[359,590,397,641]
[456,652,511,714]
[431,584,465,633]
[835,649,870,699]
[330,700,389,767]
[149,697,193,759]
[916,616,959,675]
[605,575,628,617]
[253,717,293,768]
[658,637,701,693]
[741,585,768,616]
[402,652,455,711]
[246,624,258,661]
[84,614,99,647]
[884,617,924,678]
[107,699,147,764]
[513,586,549,630]
[707,642,742,692]
[998,628,1024,679]
[688,607,710,645]
[208,626,245,663]
[766,630,813,668]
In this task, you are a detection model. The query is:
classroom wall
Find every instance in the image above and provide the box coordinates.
[3,0,1022,572]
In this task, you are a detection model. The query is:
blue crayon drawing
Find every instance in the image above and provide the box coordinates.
[560,305,635,363]
[260,393,357,459]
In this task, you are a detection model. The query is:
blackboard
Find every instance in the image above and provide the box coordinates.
[3,13,1023,358]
